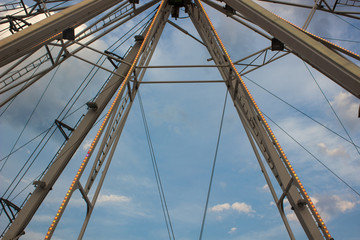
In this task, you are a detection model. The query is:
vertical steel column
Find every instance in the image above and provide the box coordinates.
[188,1,331,239]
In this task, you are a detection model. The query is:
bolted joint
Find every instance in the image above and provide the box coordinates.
[224,4,235,16]
[271,38,285,51]
[62,27,75,40]
[33,180,46,189]
[134,35,144,42]
[297,198,307,208]
[86,102,98,110]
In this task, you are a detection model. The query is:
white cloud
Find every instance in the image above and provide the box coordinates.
[228,227,237,234]
[97,194,131,204]
[320,195,356,214]
[286,211,297,222]
[232,202,255,214]
[330,92,360,131]
[210,203,231,212]
[260,184,270,193]
[210,201,255,215]
[331,195,356,213]
[82,139,92,151]
[283,198,298,222]
[317,142,349,159]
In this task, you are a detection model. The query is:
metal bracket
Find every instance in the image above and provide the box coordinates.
[271,38,285,51]
[6,15,31,34]
[33,180,46,189]
[0,198,21,223]
[86,102,98,110]
[277,177,294,211]
[133,70,139,90]
[76,182,93,214]
[55,119,74,140]
[104,50,124,69]
[224,4,235,16]
[297,198,307,208]
[127,81,133,102]
[62,27,75,40]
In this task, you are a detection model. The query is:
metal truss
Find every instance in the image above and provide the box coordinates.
[1,0,360,239]
[258,0,360,20]
[233,47,290,75]
[0,1,75,33]
[0,0,160,107]
[0,0,129,66]
[48,2,171,239]
[189,1,330,239]
[337,0,360,7]
[220,0,360,99]
[2,1,170,239]
[0,198,21,234]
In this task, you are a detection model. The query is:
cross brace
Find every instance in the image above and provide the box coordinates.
[2,0,359,239]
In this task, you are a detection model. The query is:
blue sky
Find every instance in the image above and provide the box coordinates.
[1,0,360,239]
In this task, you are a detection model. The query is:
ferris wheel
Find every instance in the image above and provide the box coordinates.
[0,0,359,239]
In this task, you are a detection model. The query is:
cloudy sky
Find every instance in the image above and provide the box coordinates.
[1,0,360,239]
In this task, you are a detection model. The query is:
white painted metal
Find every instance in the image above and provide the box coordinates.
[78,6,172,238]
[0,0,124,67]
[221,0,360,99]
[188,1,328,238]
[2,28,142,240]
[3,0,360,239]
[0,1,160,107]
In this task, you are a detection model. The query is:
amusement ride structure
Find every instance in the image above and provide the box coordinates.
[0,0,359,239]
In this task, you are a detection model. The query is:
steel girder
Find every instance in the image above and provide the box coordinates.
[221,0,360,99]
[2,1,171,239]
[188,1,330,239]
[0,0,124,67]
[3,0,360,239]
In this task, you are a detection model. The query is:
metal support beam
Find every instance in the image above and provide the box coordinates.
[240,119,295,240]
[1,0,352,239]
[0,0,159,105]
[44,2,171,239]
[2,28,143,240]
[188,1,332,239]
[257,0,360,20]
[3,1,172,239]
[0,0,125,67]
[221,0,360,99]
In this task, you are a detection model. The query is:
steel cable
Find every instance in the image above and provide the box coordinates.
[303,61,360,158]
[138,91,176,240]
[199,89,228,240]
[263,112,360,198]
